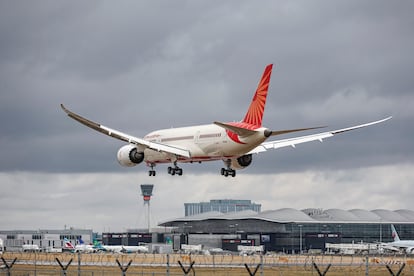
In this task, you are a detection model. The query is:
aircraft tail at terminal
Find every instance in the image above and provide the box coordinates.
[64,238,75,249]
[381,225,414,254]
[391,224,401,242]
[63,238,96,253]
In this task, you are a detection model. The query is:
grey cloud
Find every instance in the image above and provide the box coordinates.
[1,0,413,233]
[2,167,413,232]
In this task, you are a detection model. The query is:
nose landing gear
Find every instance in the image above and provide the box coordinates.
[148,164,156,176]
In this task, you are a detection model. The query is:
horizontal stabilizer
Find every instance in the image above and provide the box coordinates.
[268,126,327,136]
[213,121,257,137]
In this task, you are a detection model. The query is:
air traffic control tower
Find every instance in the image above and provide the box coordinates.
[140,184,154,232]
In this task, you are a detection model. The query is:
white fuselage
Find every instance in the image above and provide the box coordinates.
[102,245,148,253]
[142,123,268,164]
[389,240,414,248]
[72,243,95,253]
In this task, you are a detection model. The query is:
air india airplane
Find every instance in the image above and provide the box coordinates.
[61,64,391,177]
[381,224,414,254]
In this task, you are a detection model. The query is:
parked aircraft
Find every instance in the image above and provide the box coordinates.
[61,64,391,177]
[22,244,41,252]
[63,238,96,253]
[382,225,414,254]
[99,244,149,253]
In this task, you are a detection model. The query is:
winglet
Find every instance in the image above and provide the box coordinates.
[61,104,69,113]
[242,64,273,127]
[331,116,392,134]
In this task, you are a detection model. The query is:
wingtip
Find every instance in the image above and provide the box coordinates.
[60,104,70,114]
[380,116,393,123]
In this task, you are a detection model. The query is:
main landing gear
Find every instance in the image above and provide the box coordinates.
[221,168,236,177]
[148,162,183,176]
[221,159,236,177]
[168,162,183,176]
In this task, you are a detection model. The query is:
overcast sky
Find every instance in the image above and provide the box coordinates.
[1,1,413,233]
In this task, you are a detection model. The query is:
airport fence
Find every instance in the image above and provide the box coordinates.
[1,252,414,275]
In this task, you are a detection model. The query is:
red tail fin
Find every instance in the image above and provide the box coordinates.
[243,64,273,127]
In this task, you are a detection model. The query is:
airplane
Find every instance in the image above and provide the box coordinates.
[99,244,149,254]
[61,64,391,177]
[22,244,41,252]
[381,224,414,254]
[63,238,96,253]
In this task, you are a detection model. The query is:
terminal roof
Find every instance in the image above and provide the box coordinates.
[159,208,414,226]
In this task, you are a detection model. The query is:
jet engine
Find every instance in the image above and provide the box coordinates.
[229,154,253,170]
[406,247,414,254]
[117,145,145,167]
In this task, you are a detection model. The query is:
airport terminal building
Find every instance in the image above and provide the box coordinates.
[0,228,94,251]
[159,208,414,253]
[184,199,261,216]
[3,207,414,254]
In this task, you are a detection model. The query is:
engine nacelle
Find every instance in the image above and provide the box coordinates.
[117,145,145,167]
[229,154,253,170]
[406,247,414,254]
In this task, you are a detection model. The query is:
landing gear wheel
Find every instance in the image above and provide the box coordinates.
[220,168,236,177]
[168,161,183,176]
[177,168,183,176]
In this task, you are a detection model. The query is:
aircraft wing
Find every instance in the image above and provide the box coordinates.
[380,244,401,252]
[61,104,191,158]
[249,116,392,154]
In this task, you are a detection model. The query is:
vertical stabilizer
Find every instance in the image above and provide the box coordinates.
[391,224,400,242]
[242,64,273,127]
[64,238,75,249]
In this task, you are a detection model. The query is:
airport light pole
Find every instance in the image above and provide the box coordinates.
[298,225,303,254]
[338,225,342,242]
[379,219,382,243]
